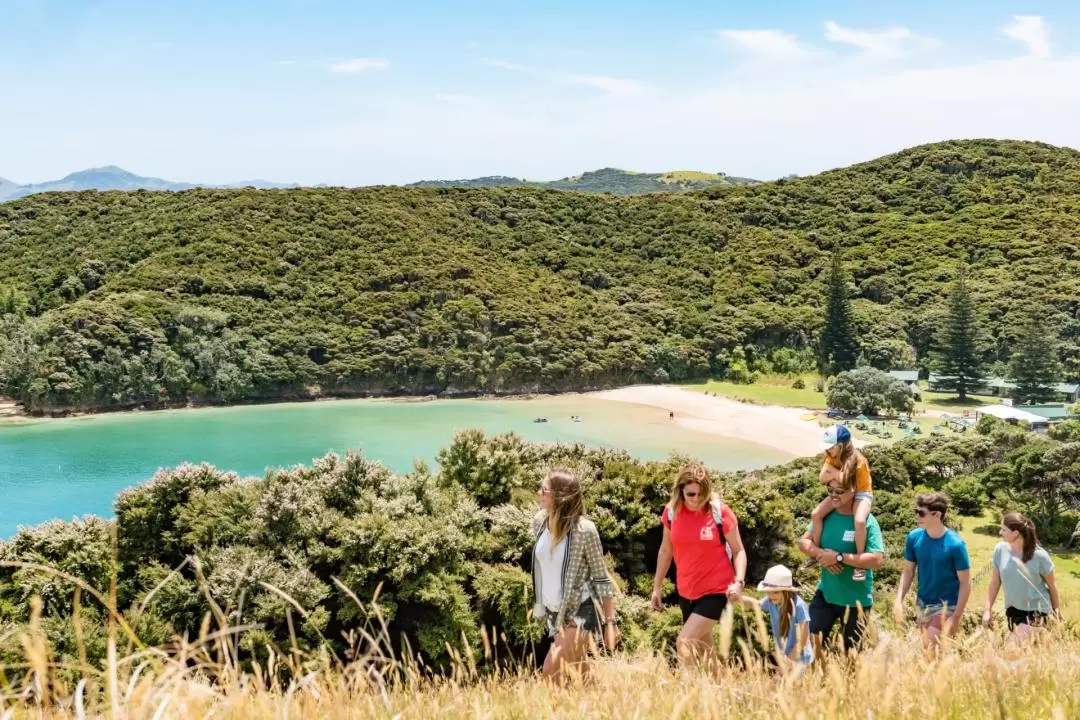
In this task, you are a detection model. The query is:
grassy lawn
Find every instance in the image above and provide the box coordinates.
[958,510,1080,620]
[682,374,828,409]
[683,376,999,420]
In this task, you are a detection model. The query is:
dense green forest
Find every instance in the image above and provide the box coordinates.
[1,419,1076,674]
[0,139,1078,413]
[408,167,759,194]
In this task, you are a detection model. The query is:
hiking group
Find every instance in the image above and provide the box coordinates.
[530,424,1062,682]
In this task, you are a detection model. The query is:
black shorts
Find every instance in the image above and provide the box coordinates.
[679,593,728,623]
[1005,606,1048,631]
[808,590,870,652]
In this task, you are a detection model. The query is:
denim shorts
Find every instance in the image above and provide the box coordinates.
[545,598,600,638]
[854,492,874,505]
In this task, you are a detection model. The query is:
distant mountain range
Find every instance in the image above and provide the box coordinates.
[0,165,760,203]
[408,167,759,194]
[0,166,299,202]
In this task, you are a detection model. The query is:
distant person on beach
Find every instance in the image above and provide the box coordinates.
[798,479,885,656]
[983,511,1061,643]
[531,469,620,682]
[651,463,747,669]
[893,492,971,654]
[734,564,813,671]
[809,425,873,581]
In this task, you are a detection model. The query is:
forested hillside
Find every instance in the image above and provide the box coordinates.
[0,139,1078,413]
[408,167,758,194]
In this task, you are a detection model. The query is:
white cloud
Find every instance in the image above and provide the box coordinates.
[329,57,391,73]
[275,60,297,66]
[716,29,806,61]
[292,39,1080,186]
[823,21,937,57]
[434,93,479,104]
[1003,16,1050,58]
[481,58,535,73]
[563,74,646,96]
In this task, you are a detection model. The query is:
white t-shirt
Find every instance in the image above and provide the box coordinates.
[536,528,568,610]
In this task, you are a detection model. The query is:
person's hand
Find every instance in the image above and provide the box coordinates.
[942,616,959,638]
[650,587,663,612]
[1051,609,1063,624]
[982,609,993,629]
[893,600,906,625]
[817,549,841,574]
[603,621,621,650]
[726,579,744,602]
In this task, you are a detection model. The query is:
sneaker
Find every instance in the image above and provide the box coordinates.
[852,568,866,581]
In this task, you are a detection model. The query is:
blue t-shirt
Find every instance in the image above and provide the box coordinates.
[903,528,971,608]
[760,595,813,664]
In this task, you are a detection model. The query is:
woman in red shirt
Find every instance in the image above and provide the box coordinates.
[651,463,747,668]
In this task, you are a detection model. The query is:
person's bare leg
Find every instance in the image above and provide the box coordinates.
[676,614,717,671]
[852,498,870,581]
[543,627,591,684]
[803,496,833,569]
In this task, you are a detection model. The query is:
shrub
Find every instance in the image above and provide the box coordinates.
[943,475,987,516]
[825,367,914,416]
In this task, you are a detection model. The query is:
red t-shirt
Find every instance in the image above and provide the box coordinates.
[661,504,737,600]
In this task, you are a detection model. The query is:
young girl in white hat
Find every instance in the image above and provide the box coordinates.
[736,564,813,669]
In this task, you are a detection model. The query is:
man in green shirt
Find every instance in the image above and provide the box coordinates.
[798,480,885,657]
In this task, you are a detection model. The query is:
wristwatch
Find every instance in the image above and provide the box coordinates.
[835,553,845,565]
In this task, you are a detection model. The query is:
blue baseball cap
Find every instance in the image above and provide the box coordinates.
[821,424,851,450]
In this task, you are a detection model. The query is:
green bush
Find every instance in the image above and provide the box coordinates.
[943,475,988,516]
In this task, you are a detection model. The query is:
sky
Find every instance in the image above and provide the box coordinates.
[2,0,1079,186]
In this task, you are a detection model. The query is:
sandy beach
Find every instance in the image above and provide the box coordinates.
[588,385,825,458]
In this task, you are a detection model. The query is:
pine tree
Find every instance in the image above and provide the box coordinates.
[818,249,859,376]
[932,266,987,402]
[1008,310,1063,404]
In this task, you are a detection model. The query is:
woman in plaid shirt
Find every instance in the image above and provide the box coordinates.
[531,469,619,682]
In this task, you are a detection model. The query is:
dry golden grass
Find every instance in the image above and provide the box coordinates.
[3,545,1080,718]
[4,602,1080,719]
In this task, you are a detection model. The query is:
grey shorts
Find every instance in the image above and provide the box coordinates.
[545,598,600,638]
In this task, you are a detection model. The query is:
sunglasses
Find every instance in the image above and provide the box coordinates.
[826,486,847,496]
[539,487,552,495]
[915,508,931,517]
[682,490,700,498]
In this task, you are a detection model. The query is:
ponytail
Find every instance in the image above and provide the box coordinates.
[1003,511,1039,563]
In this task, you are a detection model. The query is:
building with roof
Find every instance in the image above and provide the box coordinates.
[888,369,922,399]
[974,404,1052,430]
[928,374,1079,403]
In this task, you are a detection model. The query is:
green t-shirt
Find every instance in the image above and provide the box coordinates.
[806,512,884,608]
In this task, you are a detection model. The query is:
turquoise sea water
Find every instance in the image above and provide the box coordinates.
[0,395,792,537]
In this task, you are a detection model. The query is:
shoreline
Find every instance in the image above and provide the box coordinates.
[587,385,824,458]
[1,385,829,458]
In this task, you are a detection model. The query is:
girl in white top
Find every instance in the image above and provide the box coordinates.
[982,511,1061,643]
[531,469,618,682]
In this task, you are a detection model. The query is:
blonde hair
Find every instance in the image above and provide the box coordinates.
[545,468,585,548]
[668,463,718,514]
[835,440,866,493]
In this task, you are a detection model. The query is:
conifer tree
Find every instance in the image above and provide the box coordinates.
[932,266,987,402]
[818,249,859,376]
[1008,310,1063,404]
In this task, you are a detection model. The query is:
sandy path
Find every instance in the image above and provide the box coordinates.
[587,385,826,458]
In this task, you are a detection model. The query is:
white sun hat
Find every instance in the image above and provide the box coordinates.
[757,564,798,593]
